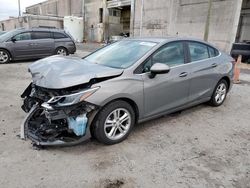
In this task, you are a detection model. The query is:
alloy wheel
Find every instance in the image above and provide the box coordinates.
[215,83,227,104]
[104,108,131,141]
[0,51,9,63]
[56,48,67,56]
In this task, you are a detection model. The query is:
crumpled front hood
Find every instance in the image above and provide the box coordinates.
[28,55,123,89]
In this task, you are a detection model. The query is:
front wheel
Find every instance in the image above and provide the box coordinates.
[93,100,135,145]
[209,80,228,107]
[0,49,10,64]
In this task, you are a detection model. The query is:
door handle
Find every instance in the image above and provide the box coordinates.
[211,63,217,68]
[179,72,188,77]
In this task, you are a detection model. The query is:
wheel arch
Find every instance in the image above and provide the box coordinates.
[114,97,140,123]
[220,76,231,89]
[91,97,140,126]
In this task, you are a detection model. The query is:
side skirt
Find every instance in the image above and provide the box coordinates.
[138,97,211,124]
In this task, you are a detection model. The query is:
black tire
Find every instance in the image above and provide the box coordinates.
[0,49,11,64]
[93,100,135,145]
[209,79,228,107]
[55,47,68,56]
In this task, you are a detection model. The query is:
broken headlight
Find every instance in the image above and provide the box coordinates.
[46,87,100,107]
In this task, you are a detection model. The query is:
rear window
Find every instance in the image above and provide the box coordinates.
[188,42,209,62]
[32,31,53,39]
[53,32,68,39]
[208,46,219,57]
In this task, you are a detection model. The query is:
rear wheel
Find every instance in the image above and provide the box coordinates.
[55,47,68,56]
[209,79,228,107]
[0,49,10,64]
[93,100,135,145]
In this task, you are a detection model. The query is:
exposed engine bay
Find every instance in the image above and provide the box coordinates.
[20,83,99,147]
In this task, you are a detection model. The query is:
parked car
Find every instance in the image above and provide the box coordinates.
[0,31,6,36]
[0,28,76,64]
[105,32,130,44]
[20,37,234,147]
[231,42,250,62]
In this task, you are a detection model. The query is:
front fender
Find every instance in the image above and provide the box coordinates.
[85,76,144,119]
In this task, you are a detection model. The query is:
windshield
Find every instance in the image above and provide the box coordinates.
[84,40,157,69]
[0,29,21,42]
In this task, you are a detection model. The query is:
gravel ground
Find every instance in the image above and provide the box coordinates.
[0,54,250,188]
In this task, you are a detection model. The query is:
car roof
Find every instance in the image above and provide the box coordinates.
[126,37,217,48]
[32,28,65,32]
[15,27,65,33]
[126,37,175,43]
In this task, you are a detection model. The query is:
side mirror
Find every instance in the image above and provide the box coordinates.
[150,63,170,78]
[11,38,16,42]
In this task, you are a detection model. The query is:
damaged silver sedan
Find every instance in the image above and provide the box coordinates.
[20,38,234,147]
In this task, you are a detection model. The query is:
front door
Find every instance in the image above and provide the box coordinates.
[142,42,191,117]
[9,32,35,59]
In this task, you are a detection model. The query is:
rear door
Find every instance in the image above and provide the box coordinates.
[187,41,221,102]
[53,32,74,50]
[31,31,55,57]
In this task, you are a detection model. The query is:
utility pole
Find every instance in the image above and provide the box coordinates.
[18,0,21,17]
[18,0,23,27]
[82,0,85,41]
[130,0,135,37]
[140,0,144,37]
[204,0,212,41]
[103,0,109,42]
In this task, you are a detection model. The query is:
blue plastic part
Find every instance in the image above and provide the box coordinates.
[67,114,88,136]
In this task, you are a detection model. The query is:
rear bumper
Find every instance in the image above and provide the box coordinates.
[68,45,76,54]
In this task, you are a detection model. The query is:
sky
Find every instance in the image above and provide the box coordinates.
[0,0,45,21]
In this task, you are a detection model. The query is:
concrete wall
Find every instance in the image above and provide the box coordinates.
[133,0,243,52]
[26,0,103,42]
[3,0,245,47]
[26,0,82,17]
[0,15,63,31]
[0,18,28,31]
[28,15,63,29]
[207,0,242,52]
[133,0,172,37]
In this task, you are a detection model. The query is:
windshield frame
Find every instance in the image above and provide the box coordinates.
[83,40,158,69]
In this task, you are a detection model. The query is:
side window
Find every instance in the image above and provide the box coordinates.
[208,46,219,58]
[53,32,67,39]
[153,42,185,67]
[143,42,185,72]
[188,42,209,62]
[13,32,32,41]
[32,32,52,39]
